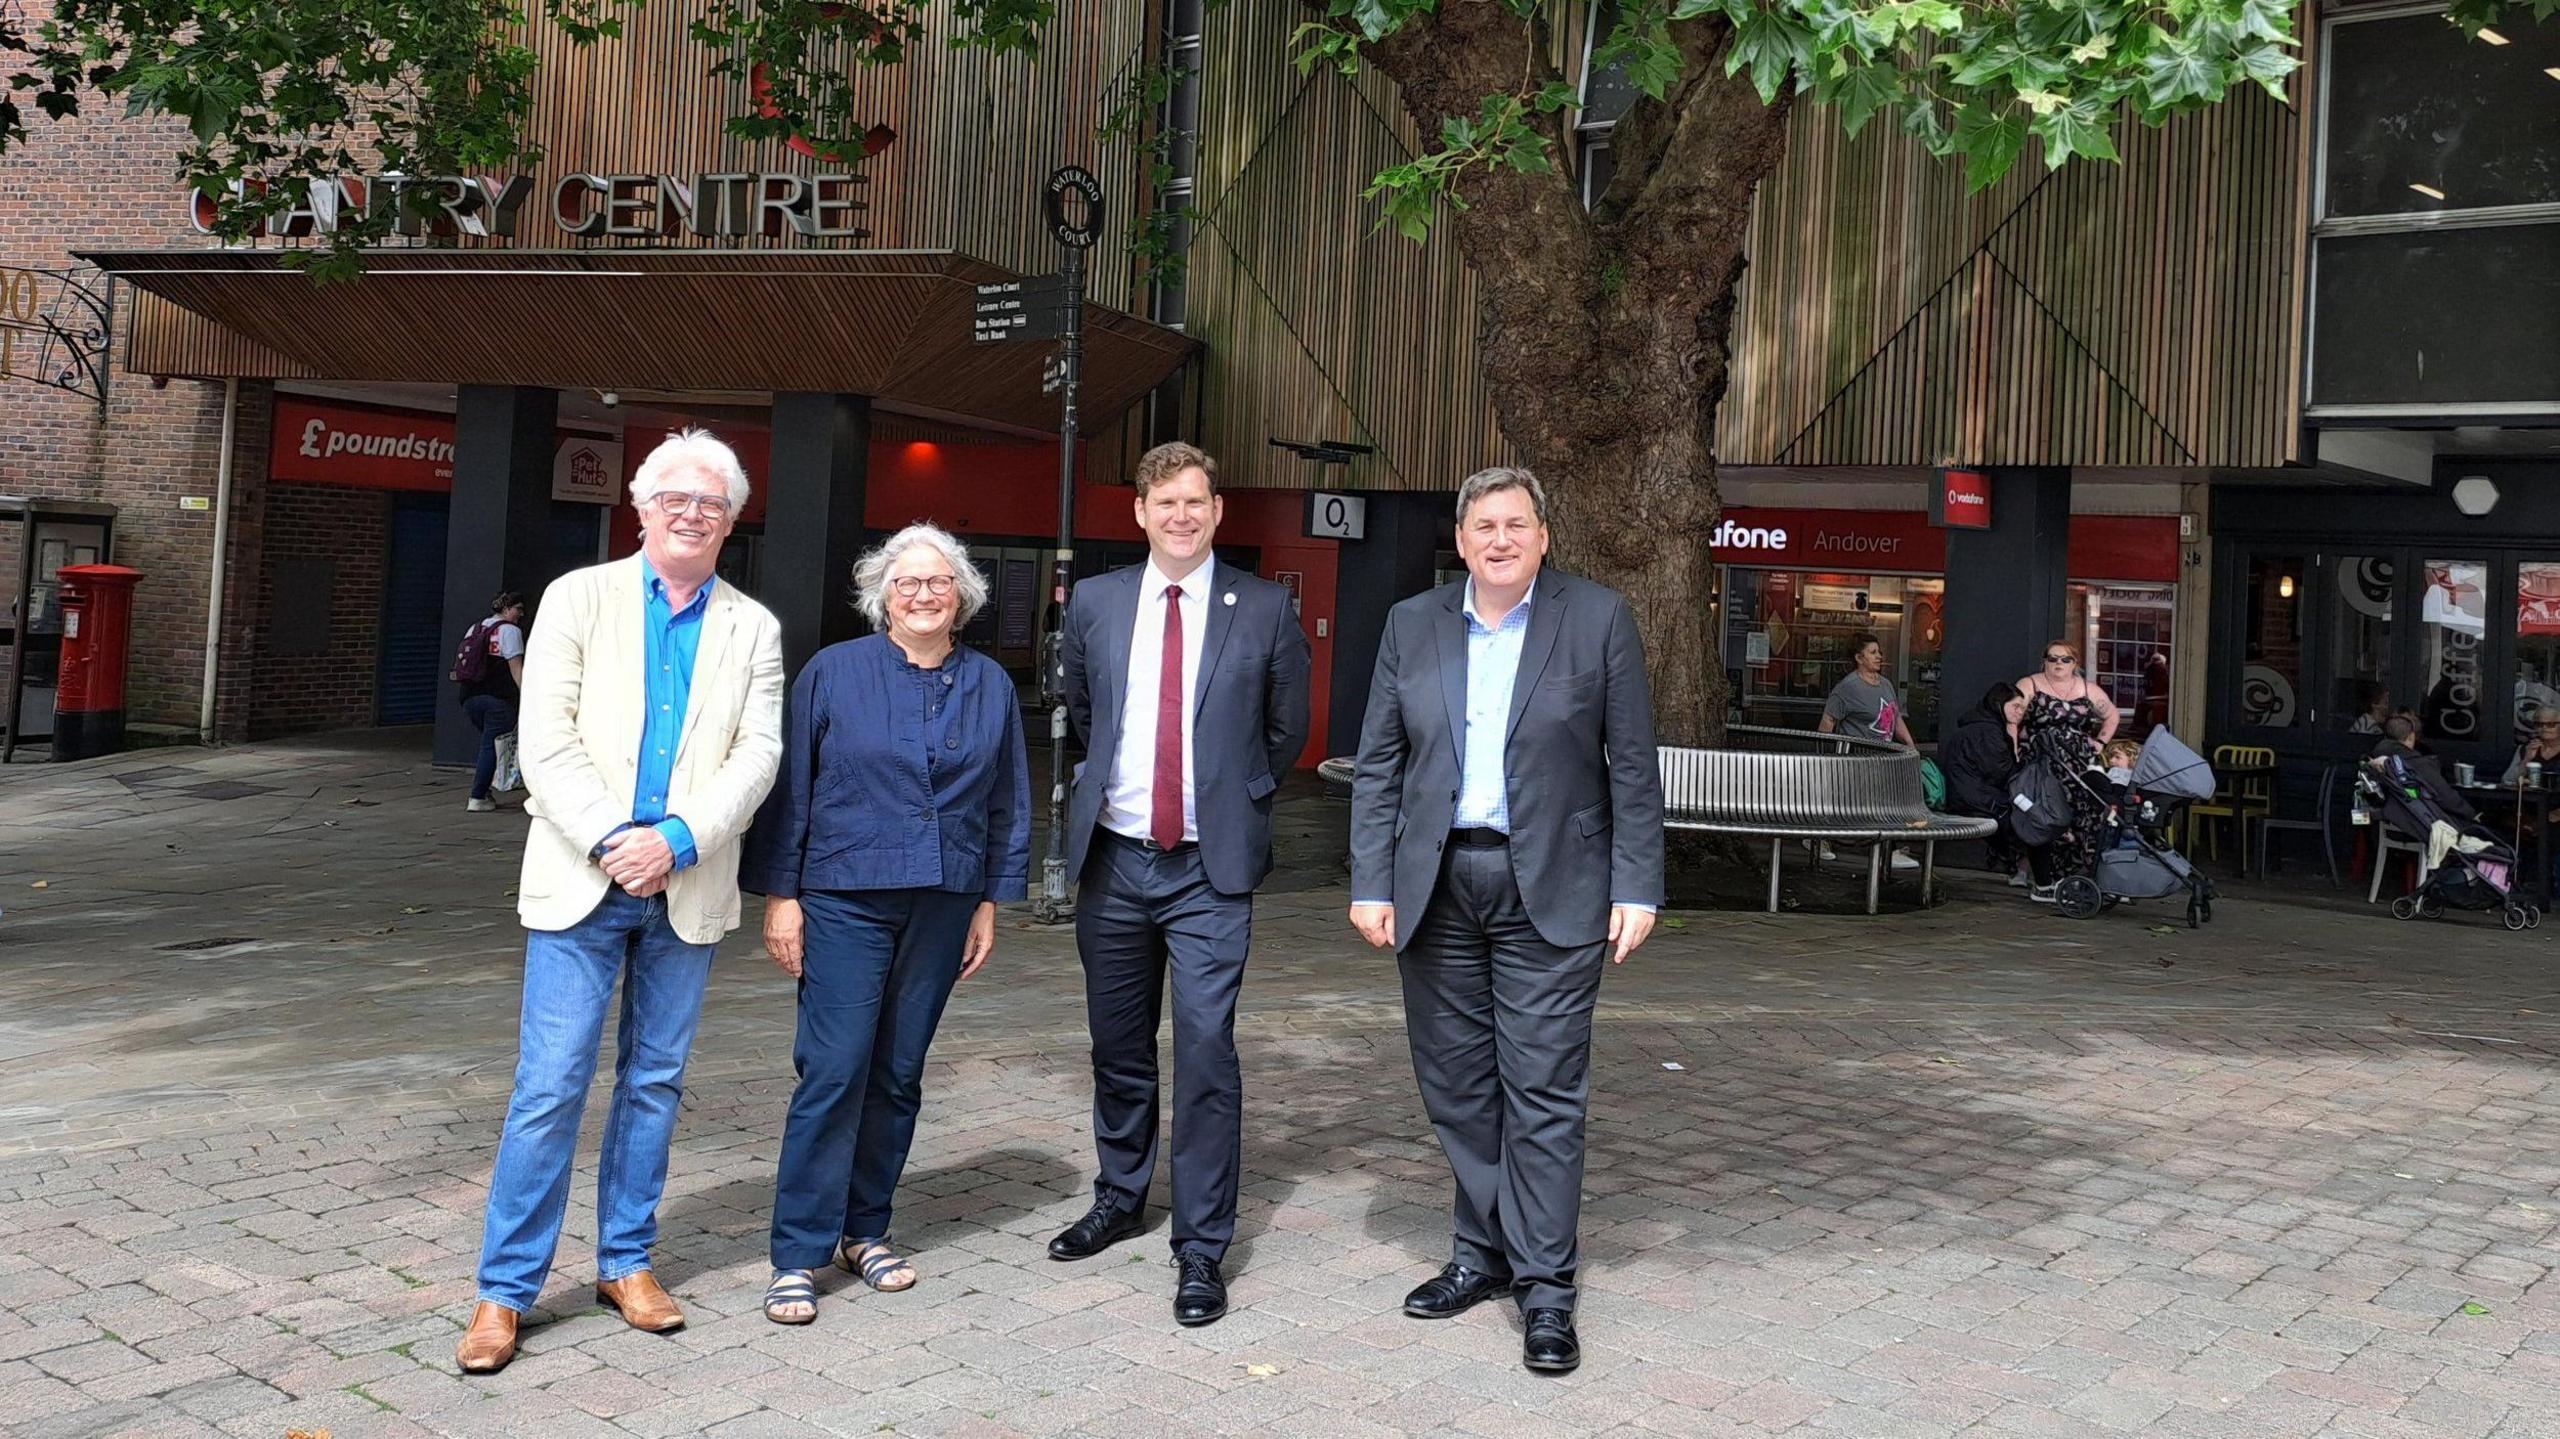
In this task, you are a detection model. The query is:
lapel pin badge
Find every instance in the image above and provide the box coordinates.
[1223,592,1236,607]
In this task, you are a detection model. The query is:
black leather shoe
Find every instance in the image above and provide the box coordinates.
[1403,1263,1512,1319]
[1047,1200,1145,1261]
[1523,1308,1580,1373]
[1173,1252,1227,1327]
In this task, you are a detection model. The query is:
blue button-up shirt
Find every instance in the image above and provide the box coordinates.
[633,560,709,868]
[1455,579,1533,831]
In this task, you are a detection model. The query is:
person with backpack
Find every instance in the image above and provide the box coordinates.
[455,591,528,812]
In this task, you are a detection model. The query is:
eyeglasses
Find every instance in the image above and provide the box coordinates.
[646,491,733,519]
[889,575,957,597]
[2044,654,2075,664]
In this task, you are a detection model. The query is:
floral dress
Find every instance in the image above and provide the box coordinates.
[2021,688,2106,878]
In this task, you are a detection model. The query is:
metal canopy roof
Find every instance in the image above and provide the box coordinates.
[81,248,1194,435]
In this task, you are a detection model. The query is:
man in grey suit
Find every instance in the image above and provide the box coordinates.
[1050,441,1312,1327]
[1348,465,1664,1374]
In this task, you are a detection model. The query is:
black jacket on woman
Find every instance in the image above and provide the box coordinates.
[1940,704,2020,818]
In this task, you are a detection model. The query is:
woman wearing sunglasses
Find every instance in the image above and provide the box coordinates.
[2014,641,2119,902]
[740,523,1030,1325]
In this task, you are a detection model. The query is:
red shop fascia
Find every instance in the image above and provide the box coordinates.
[1707,506,2180,584]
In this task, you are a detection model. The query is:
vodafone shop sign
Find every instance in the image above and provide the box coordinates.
[1710,507,2177,583]
[271,397,456,490]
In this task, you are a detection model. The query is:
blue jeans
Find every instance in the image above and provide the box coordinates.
[464,694,517,800]
[769,887,978,1270]
[475,888,718,1312]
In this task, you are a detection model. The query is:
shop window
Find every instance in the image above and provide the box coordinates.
[2321,554,2396,734]
[2240,555,2305,728]
[2069,581,2174,738]
[2515,562,2560,745]
[1721,568,1943,738]
[2418,558,2490,744]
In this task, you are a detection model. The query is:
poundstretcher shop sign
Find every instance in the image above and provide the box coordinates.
[271,397,456,490]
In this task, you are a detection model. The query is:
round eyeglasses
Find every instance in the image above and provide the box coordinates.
[890,575,957,597]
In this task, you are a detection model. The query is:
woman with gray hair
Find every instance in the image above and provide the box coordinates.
[740,522,1030,1324]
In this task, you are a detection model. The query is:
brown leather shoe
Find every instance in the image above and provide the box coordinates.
[454,1301,520,1373]
[595,1270,685,1333]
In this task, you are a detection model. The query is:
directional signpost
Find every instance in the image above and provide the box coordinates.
[973,164,1107,924]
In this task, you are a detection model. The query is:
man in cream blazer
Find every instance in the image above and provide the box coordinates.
[457,429,784,1375]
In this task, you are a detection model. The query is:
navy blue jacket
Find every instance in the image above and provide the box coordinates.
[741,635,1030,902]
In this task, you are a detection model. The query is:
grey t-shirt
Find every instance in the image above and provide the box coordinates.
[1824,672,1902,742]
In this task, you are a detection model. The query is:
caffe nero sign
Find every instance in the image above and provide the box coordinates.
[188,167,876,242]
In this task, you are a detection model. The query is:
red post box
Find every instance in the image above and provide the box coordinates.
[54,564,145,761]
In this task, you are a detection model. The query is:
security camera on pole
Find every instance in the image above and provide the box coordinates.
[973,164,1104,923]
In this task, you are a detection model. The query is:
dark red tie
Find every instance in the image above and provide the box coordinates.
[1153,584,1186,848]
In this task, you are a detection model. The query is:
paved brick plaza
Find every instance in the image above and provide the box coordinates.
[3,734,2557,1438]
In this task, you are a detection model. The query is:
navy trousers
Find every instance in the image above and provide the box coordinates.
[1075,831,1252,1260]
[768,887,978,1271]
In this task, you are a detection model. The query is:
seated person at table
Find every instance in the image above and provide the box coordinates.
[2346,681,2391,735]
[2501,710,2560,787]
[2370,715,2477,825]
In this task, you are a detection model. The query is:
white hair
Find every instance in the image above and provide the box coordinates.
[630,427,751,509]
[853,523,989,632]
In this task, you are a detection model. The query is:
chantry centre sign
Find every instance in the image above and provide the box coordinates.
[187,168,875,242]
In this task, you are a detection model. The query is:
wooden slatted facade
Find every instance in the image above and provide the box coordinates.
[1181,12,2306,488]
[1718,81,2306,469]
[1184,4,1512,492]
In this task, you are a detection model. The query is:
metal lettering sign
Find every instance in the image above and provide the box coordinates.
[1045,166,1106,249]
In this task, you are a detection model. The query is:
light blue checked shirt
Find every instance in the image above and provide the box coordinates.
[1454,579,1533,831]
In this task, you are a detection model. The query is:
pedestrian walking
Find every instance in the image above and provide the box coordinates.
[1049,441,1312,1328]
[2016,639,2117,901]
[1346,465,1665,1374]
[743,523,1030,1325]
[453,591,527,811]
[455,429,785,1375]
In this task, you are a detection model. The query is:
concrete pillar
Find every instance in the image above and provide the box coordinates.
[1328,491,1449,755]
[435,385,557,766]
[1937,467,2072,747]
[764,392,873,676]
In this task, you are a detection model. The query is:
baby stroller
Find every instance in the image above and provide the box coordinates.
[2358,752,2539,930]
[2050,727,2220,927]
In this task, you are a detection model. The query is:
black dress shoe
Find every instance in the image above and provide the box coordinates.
[1403,1263,1512,1319]
[1047,1200,1145,1261]
[1173,1251,1227,1327]
[1523,1308,1580,1373]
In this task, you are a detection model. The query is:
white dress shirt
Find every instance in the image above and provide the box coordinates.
[1102,556,1213,842]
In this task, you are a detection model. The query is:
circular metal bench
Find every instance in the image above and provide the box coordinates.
[1660,726,1997,914]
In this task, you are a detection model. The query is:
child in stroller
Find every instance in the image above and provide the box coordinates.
[2047,730,2219,926]
[2360,743,2540,930]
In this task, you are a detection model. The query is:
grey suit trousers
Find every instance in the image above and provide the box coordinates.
[1397,841,1606,1313]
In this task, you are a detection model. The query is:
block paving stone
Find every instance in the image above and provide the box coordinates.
[2,733,2557,1436]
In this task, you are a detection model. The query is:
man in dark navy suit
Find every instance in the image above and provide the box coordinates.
[1050,441,1311,1327]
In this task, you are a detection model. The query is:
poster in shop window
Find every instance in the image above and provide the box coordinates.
[552,435,624,505]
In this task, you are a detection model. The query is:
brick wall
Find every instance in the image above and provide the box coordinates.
[0,4,268,738]
[247,484,386,738]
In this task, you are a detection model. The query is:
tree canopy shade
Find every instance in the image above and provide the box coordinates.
[7,0,2549,741]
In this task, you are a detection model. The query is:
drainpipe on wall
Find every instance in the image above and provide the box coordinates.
[199,377,238,744]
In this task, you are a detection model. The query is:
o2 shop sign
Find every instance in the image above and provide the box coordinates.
[1931,468,1992,529]
[1305,491,1367,540]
